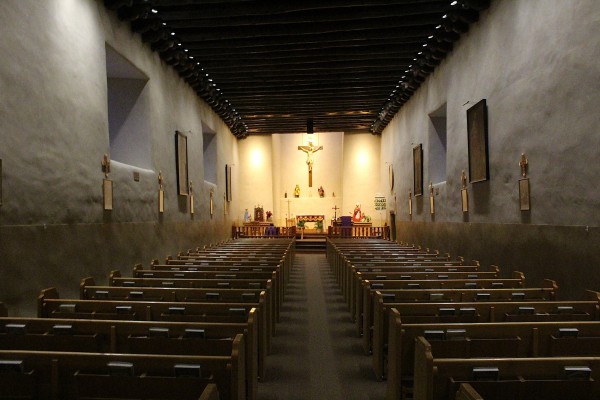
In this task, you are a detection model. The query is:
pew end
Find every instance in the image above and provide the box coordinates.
[37,287,59,317]
[79,277,96,298]
[543,279,559,291]
[585,290,600,302]
[109,270,122,281]
[199,383,220,400]
[455,383,483,400]
[511,271,525,282]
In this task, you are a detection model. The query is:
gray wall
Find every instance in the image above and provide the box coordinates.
[0,0,238,315]
[384,0,600,299]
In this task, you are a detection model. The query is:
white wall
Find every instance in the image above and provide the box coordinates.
[0,0,239,314]
[236,135,274,223]
[342,133,382,224]
[381,0,600,299]
[384,0,600,227]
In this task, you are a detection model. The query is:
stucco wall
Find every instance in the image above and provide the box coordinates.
[383,0,600,298]
[0,0,238,315]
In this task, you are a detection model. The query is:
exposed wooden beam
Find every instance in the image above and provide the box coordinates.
[162,4,447,27]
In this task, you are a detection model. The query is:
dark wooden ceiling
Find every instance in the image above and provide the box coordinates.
[105,0,490,137]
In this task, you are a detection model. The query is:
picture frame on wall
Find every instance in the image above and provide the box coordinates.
[467,99,489,183]
[225,164,232,202]
[413,144,423,197]
[175,131,189,196]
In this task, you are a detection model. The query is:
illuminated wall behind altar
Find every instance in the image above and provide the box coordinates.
[236,132,383,227]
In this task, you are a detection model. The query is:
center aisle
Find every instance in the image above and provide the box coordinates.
[258,253,386,400]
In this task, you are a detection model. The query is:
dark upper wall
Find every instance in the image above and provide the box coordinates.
[0,0,238,315]
[381,0,600,297]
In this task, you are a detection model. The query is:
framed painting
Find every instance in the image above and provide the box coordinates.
[175,131,189,196]
[225,164,232,202]
[467,99,489,183]
[413,144,423,197]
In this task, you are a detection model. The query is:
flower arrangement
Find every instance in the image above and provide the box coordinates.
[315,220,324,231]
[266,210,273,221]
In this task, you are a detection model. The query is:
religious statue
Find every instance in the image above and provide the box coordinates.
[297,141,323,187]
[352,203,362,223]
[101,154,111,178]
[244,208,250,222]
[294,184,300,198]
[519,153,528,178]
[318,186,324,198]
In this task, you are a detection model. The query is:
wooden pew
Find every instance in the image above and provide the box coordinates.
[339,256,465,297]
[374,297,600,382]
[346,265,485,314]
[358,278,556,340]
[386,309,600,400]
[363,274,527,354]
[110,270,280,328]
[412,336,600,400]
[81,276,275,350]
[38,288,269,381]
[110,270,271,289]
[353,267,506,328]
[132,266,283,321]
[0,342,244,400]
[0,317,256,400]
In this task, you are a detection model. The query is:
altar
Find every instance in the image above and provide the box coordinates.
[277,195,342,228]
[296,214,325,230]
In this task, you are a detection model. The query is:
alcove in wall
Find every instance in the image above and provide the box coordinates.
[202,122,217,185]
[105,44,151,169]
[428,103,447,185]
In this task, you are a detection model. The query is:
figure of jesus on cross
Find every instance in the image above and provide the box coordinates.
[298,141,323,187]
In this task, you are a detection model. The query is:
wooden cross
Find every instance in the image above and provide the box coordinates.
[298,141,323,187]
[332,205,340,220]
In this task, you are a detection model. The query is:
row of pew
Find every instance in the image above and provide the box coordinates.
[0,238,295,400]
[326,238,600,400]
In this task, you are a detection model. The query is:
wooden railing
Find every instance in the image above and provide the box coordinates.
[232,225,296,239]
[327,225,391,240]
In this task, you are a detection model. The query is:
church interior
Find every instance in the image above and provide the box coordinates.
[0,1,599,399]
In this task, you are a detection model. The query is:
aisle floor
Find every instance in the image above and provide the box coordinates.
[257,254,386,400]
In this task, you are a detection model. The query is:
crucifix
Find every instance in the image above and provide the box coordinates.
[332,205,340,221]
[298,141,323,187]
